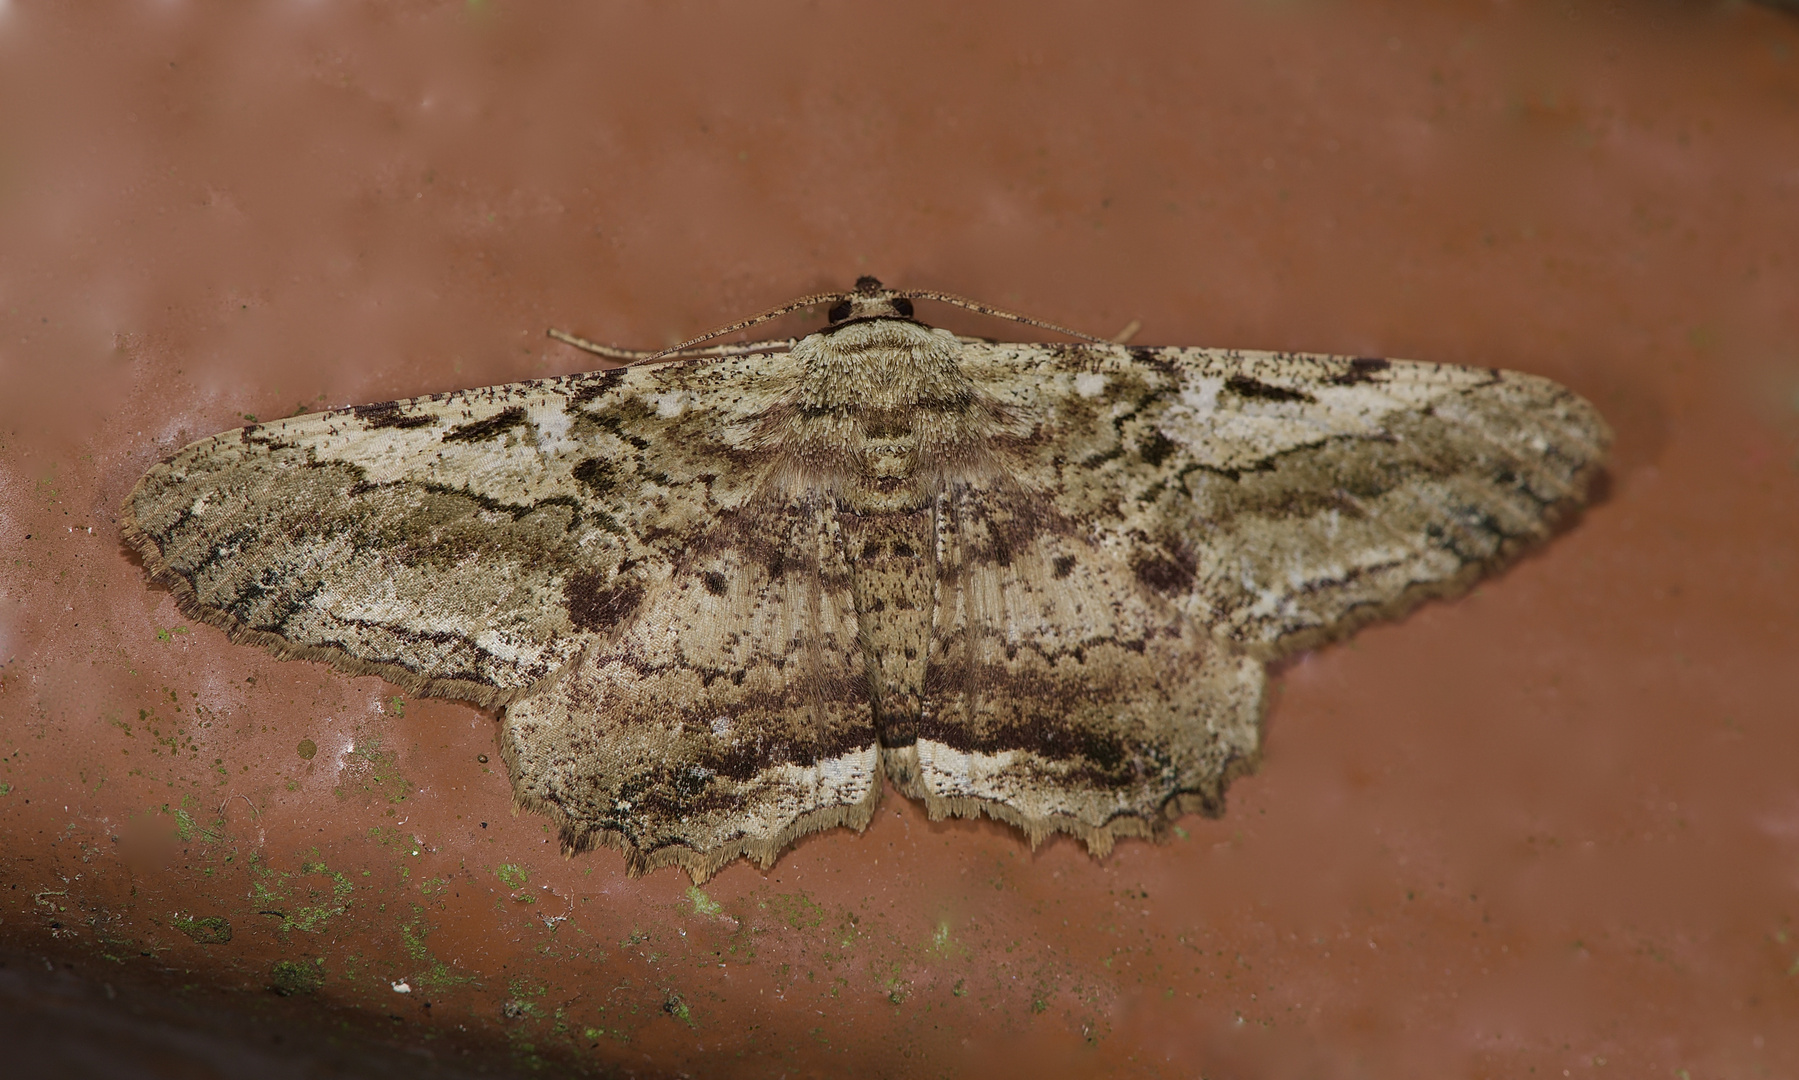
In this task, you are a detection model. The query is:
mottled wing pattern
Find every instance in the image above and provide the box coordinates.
[125,302,1610,881]
[903,479,1264,851]
[121,349,802,705]
[501,496,880,879]
[967,343,1611,659]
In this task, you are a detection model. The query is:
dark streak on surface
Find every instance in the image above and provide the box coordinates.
[1224,375,1315,404]
[564,571,644,632]
[572,457,618,495]
[1138,429,1177,467]
[351,401,436,430]
[566,367,627,407]
[443,406,529,443]
[1132,543,1196,594]
[1331,357,1391,385]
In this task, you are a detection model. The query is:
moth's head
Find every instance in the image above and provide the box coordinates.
[826,276,915,326]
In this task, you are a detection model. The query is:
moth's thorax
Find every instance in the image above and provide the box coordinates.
[772,319,1005,511]
[792,319,973,410]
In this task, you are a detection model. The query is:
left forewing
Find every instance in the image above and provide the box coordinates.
[121,351,796,704]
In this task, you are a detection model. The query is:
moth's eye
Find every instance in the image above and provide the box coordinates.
[828,300,852,323]
[891,298,914,318]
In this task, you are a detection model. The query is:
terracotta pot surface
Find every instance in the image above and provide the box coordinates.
[2,3,1796,1077]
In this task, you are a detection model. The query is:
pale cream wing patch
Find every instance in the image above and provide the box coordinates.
[500,496,881,880]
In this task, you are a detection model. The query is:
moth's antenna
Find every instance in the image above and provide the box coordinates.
[545,330,662,362]
[895,289,1111,345]
[547,329,794,363]
[638,289,851,363]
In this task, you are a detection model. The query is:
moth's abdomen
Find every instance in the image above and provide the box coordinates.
[841,508,935,749]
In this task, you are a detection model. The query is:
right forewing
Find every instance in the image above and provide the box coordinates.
[961,343,1610,660]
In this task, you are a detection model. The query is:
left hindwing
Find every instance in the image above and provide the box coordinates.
[500,494,882,878]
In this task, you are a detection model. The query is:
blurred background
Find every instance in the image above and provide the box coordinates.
[1,2,1796,1077]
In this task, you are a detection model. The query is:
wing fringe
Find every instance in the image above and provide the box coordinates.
[504,730,885,885]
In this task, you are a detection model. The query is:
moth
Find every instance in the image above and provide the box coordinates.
[123,278,1610,881]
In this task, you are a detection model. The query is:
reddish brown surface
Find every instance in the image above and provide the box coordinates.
[3,3,1797,1077]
